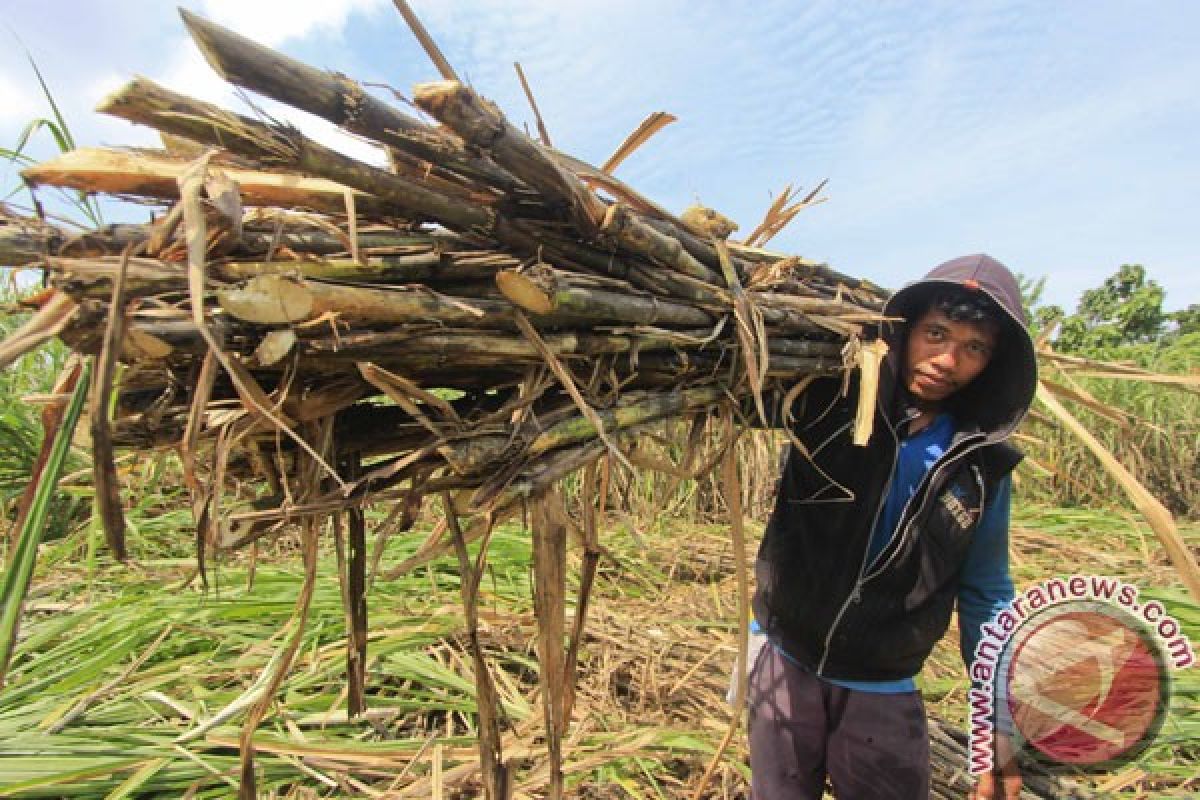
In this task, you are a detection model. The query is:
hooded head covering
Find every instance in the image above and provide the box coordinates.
[882,254,1037,438]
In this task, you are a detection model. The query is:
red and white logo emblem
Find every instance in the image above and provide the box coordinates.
[1004,603,1168,766]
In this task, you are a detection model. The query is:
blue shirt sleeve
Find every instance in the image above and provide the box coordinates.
[957,474,1016,668]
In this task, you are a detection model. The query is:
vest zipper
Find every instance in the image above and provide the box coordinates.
[815,408,912,675]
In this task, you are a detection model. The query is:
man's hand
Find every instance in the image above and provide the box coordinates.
[969,735,1022,800]
[970,767,1021,800]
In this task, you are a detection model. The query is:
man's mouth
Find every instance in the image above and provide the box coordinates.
[913,372,954,393]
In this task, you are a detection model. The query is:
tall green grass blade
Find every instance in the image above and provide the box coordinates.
[0,360,90,686]
[2,49,103,226]
[24,53,74,152]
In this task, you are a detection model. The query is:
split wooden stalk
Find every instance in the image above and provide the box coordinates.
[599,111,676,175]
[22,147,383,216]
[513,62,552,147]
[852,339,889,446]
[391,0,460,82]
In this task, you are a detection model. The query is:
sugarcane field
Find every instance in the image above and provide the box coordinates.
[1,3,1198,798]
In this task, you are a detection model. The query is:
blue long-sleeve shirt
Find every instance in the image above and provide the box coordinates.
[762,413,1016,693]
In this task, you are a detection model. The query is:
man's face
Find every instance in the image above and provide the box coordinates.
[903,307,997,408]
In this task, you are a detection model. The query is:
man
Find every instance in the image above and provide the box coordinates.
[748,254,1036,799]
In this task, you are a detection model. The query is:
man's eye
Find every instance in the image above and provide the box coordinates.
[926,326,945,340]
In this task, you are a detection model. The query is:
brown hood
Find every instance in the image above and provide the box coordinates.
[882,254,1037,440]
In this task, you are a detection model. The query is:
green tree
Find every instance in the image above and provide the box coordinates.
[1056,264,1165,353]
[1168,304,1200,337]
[1014,272,1064,341]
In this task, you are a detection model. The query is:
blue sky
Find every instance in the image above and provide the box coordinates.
[2,0,1197,313]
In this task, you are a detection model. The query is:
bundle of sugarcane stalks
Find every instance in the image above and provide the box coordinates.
[0,8,889,797]
[0,6,1118,800]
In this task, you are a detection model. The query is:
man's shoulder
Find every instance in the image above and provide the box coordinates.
[975,440,1024,485]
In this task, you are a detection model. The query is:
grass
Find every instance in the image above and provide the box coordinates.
[0,518,726,797]
[2,39,1196,799]
[1019,336,1200,517]
[0,505,1195,797]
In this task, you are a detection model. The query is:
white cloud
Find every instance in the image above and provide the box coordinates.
[159,41,241,107]
[197,0,386,46]
[0,72,40,126]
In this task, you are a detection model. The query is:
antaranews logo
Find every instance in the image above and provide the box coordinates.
[967,575,1195,774]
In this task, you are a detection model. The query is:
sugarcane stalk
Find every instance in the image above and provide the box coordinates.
[97,78,496,232]
[3,221,467,266]
[180,9,521,193]
[21,147,388,215]
[497,269,714,327]
[304,328,700,366]
[634,350,842,378]
[218,252,519,285]
[601,203,722,284]
[728,241,888,296]
[439,387,723,474]
[216,273,511,328]
[46,255,188,298]
[0,219,57,266]
[413,80,607,238]
[525,227,728,306]
[766,337,842,357]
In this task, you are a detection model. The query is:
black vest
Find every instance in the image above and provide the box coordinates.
[753,375,1022,681]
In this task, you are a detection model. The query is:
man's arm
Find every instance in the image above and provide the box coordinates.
[958,474,1022,800]
[958,475,1015,665]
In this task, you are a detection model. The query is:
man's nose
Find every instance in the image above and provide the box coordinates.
[931,345,959,370]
